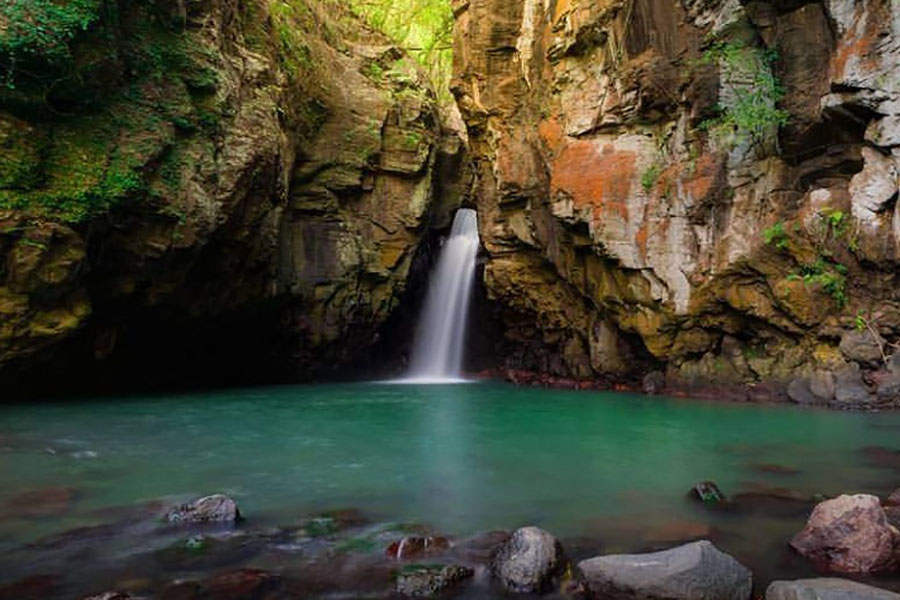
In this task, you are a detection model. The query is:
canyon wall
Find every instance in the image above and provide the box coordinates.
[453,0,900,405]
[0,0,459,395]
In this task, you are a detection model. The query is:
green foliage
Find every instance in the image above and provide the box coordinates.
[641,164,660,193]
[347,0,453,105]
[0,3,227,224]
[791,257,848,307]
[0,0,102,87]
[699,40,789,152]
[271,1,315,79]
[763,221,789,251]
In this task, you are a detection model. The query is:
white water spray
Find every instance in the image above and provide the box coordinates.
[405,209,480,383]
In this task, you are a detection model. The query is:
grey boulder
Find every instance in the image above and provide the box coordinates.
[165,494,241,524]
[491,526,566,593]
[577,540,752,600]
[766,578,900,600]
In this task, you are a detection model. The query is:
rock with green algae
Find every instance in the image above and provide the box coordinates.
[396,564,474,598]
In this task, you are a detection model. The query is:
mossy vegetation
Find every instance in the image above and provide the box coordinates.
[0,1,230,224]
[763,209,853,308]
[698,40,789,153]
[347,0,453,105]
[0,0,336,226]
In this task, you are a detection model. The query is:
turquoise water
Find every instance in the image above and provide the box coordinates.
[2,381,900,590]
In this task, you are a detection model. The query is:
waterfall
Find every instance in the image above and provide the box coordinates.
[406,209,480,383]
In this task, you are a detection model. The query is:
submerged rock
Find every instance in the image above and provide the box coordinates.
[165,494,241,524]
[689,481,726,504]
[790,494,899,573]
[766,578,900,600]
[154,533,262,570]
[491,526,567,594]
[862,447,900,470]
[577,540,752,600]
[396,564,474,597]
[751,463,801,476]
[159,569,280,600]
[2,486,77,518]
[386,536,451,559]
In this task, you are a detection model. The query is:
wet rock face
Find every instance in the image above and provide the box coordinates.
[790,494,900,574]
[0,0,458,395]
[490,526,567,594]
[453,0,900,393]
[577,540,752,600]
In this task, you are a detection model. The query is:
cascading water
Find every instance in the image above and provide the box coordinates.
[405,209,480,383]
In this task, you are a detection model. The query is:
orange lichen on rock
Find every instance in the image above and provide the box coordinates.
[550,141,636,221]
[681,153,723,202]
[538,117,565,155]
[830,8,881,79]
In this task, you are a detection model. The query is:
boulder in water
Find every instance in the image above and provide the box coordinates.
[766,578,900,600]
[577,540,752,600]
[491,526,567,593]
[689,481,726,504]
[165,494,241,524]
[386,536,451,559]
[790,494,899,573]
[396,565,473,597]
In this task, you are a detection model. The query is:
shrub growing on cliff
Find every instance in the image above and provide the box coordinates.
[699,40,789,154]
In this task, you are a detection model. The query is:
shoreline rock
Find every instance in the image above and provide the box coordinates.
[490,526,567,594]
[766,578,900,600]
[790,494,899,573]
[578,540,752,600]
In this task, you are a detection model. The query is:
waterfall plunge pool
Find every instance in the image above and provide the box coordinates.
[2,381,900,595]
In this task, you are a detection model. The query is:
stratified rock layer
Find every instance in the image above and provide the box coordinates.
[452,0,900,400]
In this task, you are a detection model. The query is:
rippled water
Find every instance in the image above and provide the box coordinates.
[2,381,900,593]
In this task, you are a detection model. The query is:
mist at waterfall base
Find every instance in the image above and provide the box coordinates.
[401,208,479,384]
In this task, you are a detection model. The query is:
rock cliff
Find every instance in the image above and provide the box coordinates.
[0,0,458,396]
[453,0,900,405]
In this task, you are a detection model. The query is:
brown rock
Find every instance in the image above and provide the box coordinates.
[790,494,899,573]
